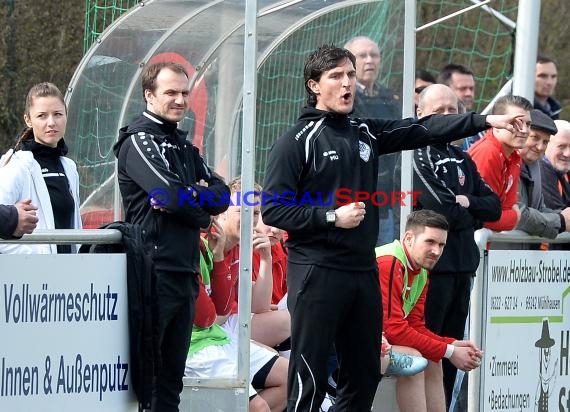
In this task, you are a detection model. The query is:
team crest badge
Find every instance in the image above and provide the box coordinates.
[359,141,371,162]
[458,167,465,186]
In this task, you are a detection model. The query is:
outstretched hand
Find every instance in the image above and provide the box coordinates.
[485,113,526,134]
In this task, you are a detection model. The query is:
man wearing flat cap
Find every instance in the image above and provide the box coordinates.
[515,109,570,239]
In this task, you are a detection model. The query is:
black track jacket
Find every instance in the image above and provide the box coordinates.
[413,143,500,274]
[262,107,491,271]
[113,111,229,273]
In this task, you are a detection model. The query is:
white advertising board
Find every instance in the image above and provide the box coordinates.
[0,254,138,411]
[483,250,570,412]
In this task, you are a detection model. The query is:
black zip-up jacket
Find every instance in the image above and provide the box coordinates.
[413,143,501,274]
[262,107,491,271]
[352,83,401,120]
[534,96,562,120]
[0,204,17,239]
[540,156,570,210]
[113,111,229,273]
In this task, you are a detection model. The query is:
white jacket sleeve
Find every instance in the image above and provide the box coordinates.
[0,154,37,254]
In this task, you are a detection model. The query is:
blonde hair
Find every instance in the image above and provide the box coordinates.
[227,176,262,195]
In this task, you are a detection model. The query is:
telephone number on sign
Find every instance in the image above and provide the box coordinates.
[490,296,519,311]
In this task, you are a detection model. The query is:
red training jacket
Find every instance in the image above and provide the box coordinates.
[377,246,454,362]
[468,129,521,231]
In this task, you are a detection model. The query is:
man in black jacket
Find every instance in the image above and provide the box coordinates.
[0,200,38,239]
[113,61,229,412]
[261,44,523,412]
[412,84,500,408]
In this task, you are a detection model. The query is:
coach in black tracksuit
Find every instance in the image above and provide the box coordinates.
[261,45,521,412]
[114,62,229,411]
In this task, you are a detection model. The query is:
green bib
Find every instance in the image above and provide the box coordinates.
[199,237,214,287]
[376,240,428,318]
[189,238,230,357]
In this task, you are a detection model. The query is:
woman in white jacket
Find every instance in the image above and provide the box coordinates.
[0,82,81,254]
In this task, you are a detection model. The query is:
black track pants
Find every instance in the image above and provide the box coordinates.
[152,270,199,412]
[286,262,382,412]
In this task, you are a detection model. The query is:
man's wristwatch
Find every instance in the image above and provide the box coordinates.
[325,210,337,228]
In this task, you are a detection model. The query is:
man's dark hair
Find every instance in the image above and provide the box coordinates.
[437,63,474,86]
[304,44,356,107]
[415,68,436,84]
[141,61,189,102]
[405,210,449,233]
[537,53,557,67]
[491,95,533,115]
[414,69,437,94]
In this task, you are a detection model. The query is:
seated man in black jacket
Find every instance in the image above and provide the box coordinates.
[0,200,38,239]
[412,84,500,407]
[261,44,524,412]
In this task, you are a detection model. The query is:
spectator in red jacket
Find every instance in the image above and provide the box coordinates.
[376,210,483,412]
[468,95,533,231]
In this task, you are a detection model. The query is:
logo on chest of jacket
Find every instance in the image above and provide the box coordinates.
[458,167,466,186]
[359,141,371,162]
[323,150,339,161]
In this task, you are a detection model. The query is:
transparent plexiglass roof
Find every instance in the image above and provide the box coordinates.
[65,0,405,226]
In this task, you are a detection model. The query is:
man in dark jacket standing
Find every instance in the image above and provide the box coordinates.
[412,84,500,407]
[113,61,229,411]
[261,44,523,412]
